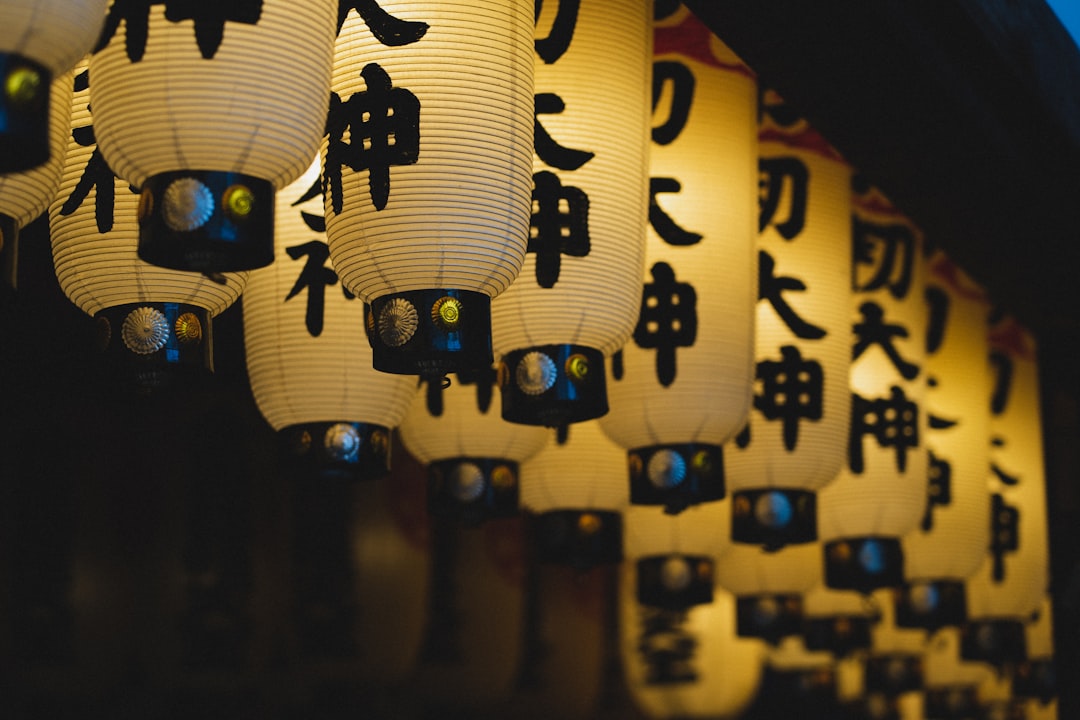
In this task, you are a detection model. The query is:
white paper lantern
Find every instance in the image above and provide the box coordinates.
[243,159,417,479]
[89,1,337,271]
[818,183,929,594]
[325,1,534,376]
[895,251,992,631]
[724,91,853,546]
[398,369,547,522]
[599,6,755,511]
[0,0,107,171]
[491,0,651,426]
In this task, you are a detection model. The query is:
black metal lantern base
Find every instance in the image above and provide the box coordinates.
[280,422,392,482]
[1013,659,1057,704]
[0,53,51,173]
[137,170,274,272]
[531,509,622,568]
[866,653,924,696]
[731,488,816,547]
[960,618,1027,668]
[1,214,17,300]
[628,443,724,514]
[758,667,838,715]
[736,593,803,644]
[499,344,607,426]
[894,579,967,631]
[636,554,714,610]
[428,457,520,525]
[802,615,874,657]
[824,536,904,593]
[95,302,213,393]
[368,289,492,376]
[925,686,979,719]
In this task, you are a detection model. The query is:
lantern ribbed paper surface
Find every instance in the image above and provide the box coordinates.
[600,7,755,510]
[818,185,928,593]
[243,159,417,477]
[714,542,820,598]
[491,0,651,426]
[51,62,245,317]
[89,1,336,271]
[325,1,534,375]
[723,92,852,546]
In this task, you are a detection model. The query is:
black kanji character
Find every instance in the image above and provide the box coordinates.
[735,423,751,449]
[849,386,919,474]
[925,286,949,355]
[754,345,823,451]
[921,450,952,531]
[611,349,624,381]
[323,64,421,214]
[96,0,263,62]
[989,350,1013,416]
[760,89,802,129]
[534,0,579,65]
[423,365,497,417]
[535,93,594,171]
[759,157,808,240]
[337,0,428,43]
[633,262,697,387]
[649,178,701,246]
[852,215,915,300]
[852,301,920,380]
[990,493,1019,583]
[528,170,590,287]
[759,250,826,340]
[285,240,340,337]
[652,60,694,146]
[990,458,1021,487]
[638,608,697,685]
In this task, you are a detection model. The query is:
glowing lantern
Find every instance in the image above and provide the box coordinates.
[598,6,754,512]
[327,2,535,375]
[89,1,337,271]
[491,0,651,425]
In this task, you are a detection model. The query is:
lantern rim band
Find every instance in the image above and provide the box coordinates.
[959,618,1028,667]
[529,509,622,568]
[0,53,51,173]
[635,554,715,611]
[628,442,726,514]
[894,579,967,631]
[823,536,904,594]
[428,457,520,526]
[802,615,874,657]
[499,344,607,427]
[735,593,804,644]
[279,422,392,483]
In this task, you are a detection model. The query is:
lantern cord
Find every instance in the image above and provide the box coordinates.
[440,375,451,389]
[202,271,228,285]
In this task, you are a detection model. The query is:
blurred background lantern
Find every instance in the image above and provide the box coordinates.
[818,182,929,594]
[894,250,992,631]
[520,421,629,568]
[1014,596,1057,711]
[50,61,246,392]
[923,626,994,720]
[600,4,755,512]
[491,0,651,426]
[723,91,852,548]
[399,369,548,525]
[963,315,1050,670]
[749,637,842,720]
[0,0,106,172]
[243,158,416,480]
[801,584,877,658]
[325,1,534,376]
[89,1,336,272]
[865,590,926,701]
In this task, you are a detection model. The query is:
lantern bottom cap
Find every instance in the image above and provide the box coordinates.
[960,618,1028,667]
[735,593,804,644]
[499,344,607,427]
[628,442,725,514]
[730,487,817,546]
[368,289,492,376]
[636,554,715,610]
[279,422,392,482]
[0,53,51,173]
[823,536,904,594]
[428,457,520,525]
[894,579,967,630]
[530,509,622,568]
[137,170,274,272]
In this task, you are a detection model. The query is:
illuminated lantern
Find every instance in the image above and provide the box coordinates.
[50,62,245,391]
[2,71,70,297]
[818,182,928,593]
[599,5,754,511]
[894,251,992,631]
[491,0,651,425]
[242,159,417,479]
[398,370,547,523]
[724,91,852,546]
[0,0,107,171]
[520,421,628,567]
[89,1,337,271]
[963,316,1049,669]
[327,2,535,375]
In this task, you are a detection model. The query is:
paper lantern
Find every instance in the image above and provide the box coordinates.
[894,251,992,631]
[491,0,651,425]
[325,2,534,376]
[50,62,243,390]
[963,316,1049,668]
[818,182,929,593]
[0,0,106,171]
[89,1,336,271]
[802,584,877,658]
[620,576,765,719]
[520,421,629,566]
[398,369,547,523]
[242,159,417,479]
[599,5,754,511]
[1,70,70,297]
[723,91,853,546]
